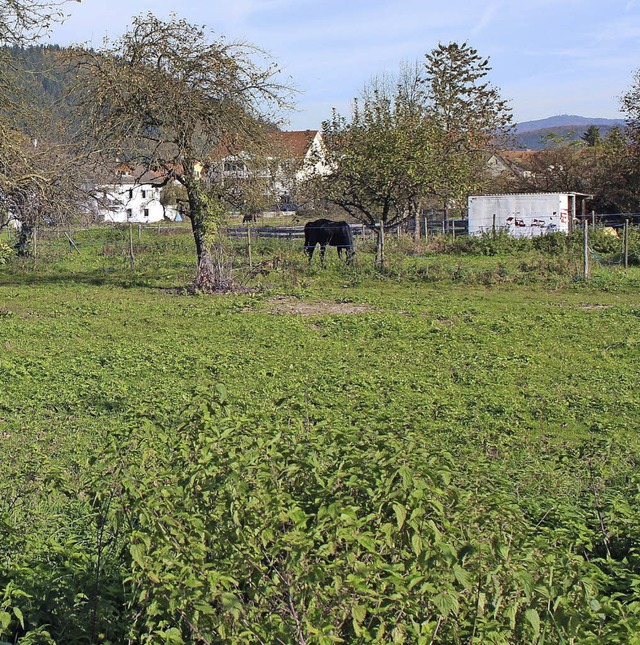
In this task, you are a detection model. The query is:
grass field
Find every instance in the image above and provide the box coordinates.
[1,226,640,643]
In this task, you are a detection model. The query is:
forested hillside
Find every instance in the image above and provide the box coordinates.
[2,44,76,139]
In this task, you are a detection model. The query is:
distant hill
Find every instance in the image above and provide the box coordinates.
[510,115,626,150]
[514,115,625,133]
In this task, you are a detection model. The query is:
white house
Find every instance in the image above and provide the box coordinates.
[95,165,181,223]
[214,130,330,210]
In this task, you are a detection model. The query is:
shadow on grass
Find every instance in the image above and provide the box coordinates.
[0,265,190,290]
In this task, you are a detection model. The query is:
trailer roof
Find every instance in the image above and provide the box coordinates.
[469,192,593,198]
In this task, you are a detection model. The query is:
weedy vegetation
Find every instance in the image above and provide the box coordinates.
[1,226,640,643]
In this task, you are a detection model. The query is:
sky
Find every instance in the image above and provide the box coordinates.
[44,0,640,131]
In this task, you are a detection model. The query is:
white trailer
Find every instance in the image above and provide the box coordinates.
[467,193,582,237]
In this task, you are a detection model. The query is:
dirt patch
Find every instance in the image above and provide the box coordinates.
[267,298,373,316]
[578,304,612,310]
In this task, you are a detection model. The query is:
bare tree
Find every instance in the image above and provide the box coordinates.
[0,131,90,254]
[0,0,83,249]
[0,0,73,46]
[69,13,293,291]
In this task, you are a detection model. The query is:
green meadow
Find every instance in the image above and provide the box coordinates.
[1,226,640,643]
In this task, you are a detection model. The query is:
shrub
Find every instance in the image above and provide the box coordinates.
[0,241,14,264]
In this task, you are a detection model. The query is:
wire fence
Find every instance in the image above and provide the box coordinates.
[2,217,639,276]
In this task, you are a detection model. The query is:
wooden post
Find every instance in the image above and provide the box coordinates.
[138,224,142,241]
[624,218,630,270]
[423,217,428,241]
[33,227,37,263]
[492,213,496,239]
[583,219,589,279]
[64,232,81,254]
[591,210,595,229]
[129,223,135,270]
[247,225,253,269]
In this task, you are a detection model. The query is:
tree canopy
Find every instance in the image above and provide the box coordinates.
[0,1,86,252]
[320,42,512,266]
[70,13,293,290]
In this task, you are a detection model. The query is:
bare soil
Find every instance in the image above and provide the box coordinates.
[266,297,373,316]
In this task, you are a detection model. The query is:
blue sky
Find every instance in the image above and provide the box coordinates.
[46,0,640,130]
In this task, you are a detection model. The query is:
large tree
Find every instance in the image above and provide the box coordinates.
[70,13,292,291]
[321,65,438,267]
[0,3,87,254]
[319,43,511,266]
[422,42,512,228]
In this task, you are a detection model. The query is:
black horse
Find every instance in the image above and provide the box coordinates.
[304,219,354,265]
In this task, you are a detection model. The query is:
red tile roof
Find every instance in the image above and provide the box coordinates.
[266,130,318,158]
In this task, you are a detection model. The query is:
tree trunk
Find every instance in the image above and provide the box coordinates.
[15,223,34,257]
[187,190,234,293]
[375,221,385,270]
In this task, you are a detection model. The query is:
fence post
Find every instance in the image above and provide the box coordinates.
[247,225,253,269]
[624,218,630,269]
[64,231,81,254]
[129,223,135,270]
[583,219,589,279]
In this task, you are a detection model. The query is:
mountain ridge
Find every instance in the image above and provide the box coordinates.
[514,114,625,134]
[509,115,626,150]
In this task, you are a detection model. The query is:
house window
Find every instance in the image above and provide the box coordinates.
[141,190,147,198]
[224,161,247,173]
[144,208,149,218]
[126,208,132,219]
[128,189,133,199]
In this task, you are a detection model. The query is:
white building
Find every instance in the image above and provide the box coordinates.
[468,193,589,237]
[96,165,180,223]
[214,130,330,210]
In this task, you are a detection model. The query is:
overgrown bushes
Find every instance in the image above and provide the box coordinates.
[3,389,640,643]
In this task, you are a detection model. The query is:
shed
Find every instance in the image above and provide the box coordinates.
[468,193,591,237]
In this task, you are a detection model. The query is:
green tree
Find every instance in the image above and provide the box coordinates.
[320,44,511,266]
[590,127,640,213]
[321,65,437,267]
[422,42,512,228]
[581,124,602,147]
[70,13,292,291]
